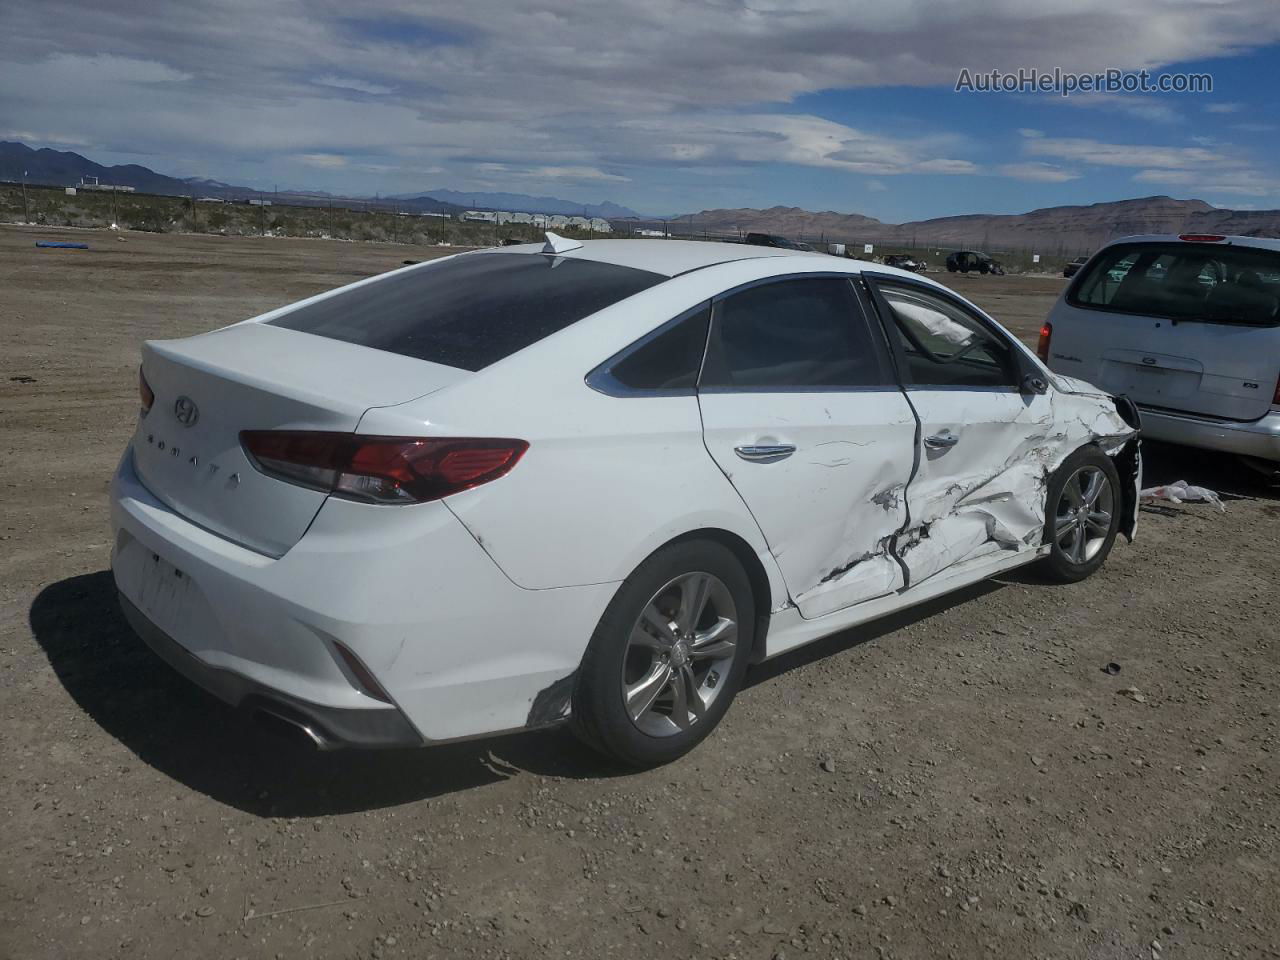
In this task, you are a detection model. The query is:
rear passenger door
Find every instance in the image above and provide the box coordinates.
[864,275,1054,586]
[696,276,918,619]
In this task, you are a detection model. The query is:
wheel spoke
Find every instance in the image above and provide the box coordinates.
[669,666,691,729]
[1081,469,1105,507]
[1065,476,1084,508]
[691,617,737,659]
[1072,526,1087,563]
[1086,510,1112,536]
[639,605,676,646]
[681,666,704,720]
[630,620,672,651]
[626,663,672,722]
[1053,514,1076,539]
[676,573,712,633]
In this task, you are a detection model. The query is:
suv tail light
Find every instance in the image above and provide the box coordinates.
[1273,371,1280,408]
[240,432,528,504]
[1036,322,1052,363]
[139,367,154,415]
[1178,234,1226,243]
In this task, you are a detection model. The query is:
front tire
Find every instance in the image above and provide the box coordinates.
[570,540,754,767]
[1039,446,1122,583]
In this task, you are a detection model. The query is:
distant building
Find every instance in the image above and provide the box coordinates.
[547,215,570,229]
[461,210,497,222]
[589,218,613,233]
[417,211,451,218]
[78,176,135,193]
[247,198,272,206]
[511,212,533,224]
[635,228,665,238]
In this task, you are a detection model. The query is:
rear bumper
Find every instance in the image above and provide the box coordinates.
[110,446,619,746]
[1138,405,1280,462]
[119,594,424,748]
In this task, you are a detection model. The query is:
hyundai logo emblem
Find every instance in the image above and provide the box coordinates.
[173,396,199,427]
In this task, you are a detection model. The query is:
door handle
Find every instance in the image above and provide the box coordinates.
[924,432,959,449]
[734,444,796,463]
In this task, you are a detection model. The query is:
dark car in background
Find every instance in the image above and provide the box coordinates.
[946,250,1004,275]
[883,254,925,273]
[1063,256,1089,278]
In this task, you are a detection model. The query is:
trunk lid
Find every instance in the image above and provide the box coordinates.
[1048,239,1280,422]
[135,323,464,556]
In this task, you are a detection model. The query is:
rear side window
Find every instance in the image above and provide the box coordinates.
[701,278,890,388]
[1070,242,1280,327]
[270,253,665,370]
[877,283,1016,389]
[600,305,710,393]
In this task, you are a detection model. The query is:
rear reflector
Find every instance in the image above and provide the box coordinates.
[332,641,394,703]
[1036,322,1052,363]
[1273,372,1280,407]
[139,367,154,415]
[240,431,528,504]
[1178,234,1226,243]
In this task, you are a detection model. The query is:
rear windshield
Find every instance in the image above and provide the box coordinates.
[1069,241,1280,327]
[269,252,664,370]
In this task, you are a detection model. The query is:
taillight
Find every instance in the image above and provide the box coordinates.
[1037,322,1052,363]
[139,367,154,415]
[240,432,528,504]
[1178,234,1226,243]
[1273,372,1280,407]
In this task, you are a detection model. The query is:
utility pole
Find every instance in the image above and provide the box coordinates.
[20,169,29,222]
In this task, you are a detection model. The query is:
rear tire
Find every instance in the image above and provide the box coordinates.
[1039,446,1122,584]
[570,540,754,767]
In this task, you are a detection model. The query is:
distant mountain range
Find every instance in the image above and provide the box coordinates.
[5,140,1280,250]
[677,197,1280,253]
[0,141,628,218]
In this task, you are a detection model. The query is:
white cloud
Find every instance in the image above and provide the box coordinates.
[1205,102,1243,113]
[1024,137,1229,170]
[297,153,349,168]
[3,0,1280,203]
[314,75,393,96]
[866,179,888,192]
[1017,128,1045,139]
[998,162,1080,183]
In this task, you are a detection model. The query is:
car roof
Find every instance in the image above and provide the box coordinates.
[1103,234,1280,252]
[474,238,817,278]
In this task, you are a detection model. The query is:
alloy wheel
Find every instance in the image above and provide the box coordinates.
[621,571,739,737]
[1053,464,1115,564]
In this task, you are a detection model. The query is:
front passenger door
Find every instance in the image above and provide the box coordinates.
[697,276,918,619]
[864,276,1054,586]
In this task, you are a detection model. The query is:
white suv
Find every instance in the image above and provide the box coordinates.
[1042,234,1280,472]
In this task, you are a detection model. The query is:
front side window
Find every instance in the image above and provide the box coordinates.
[1071,241,1280,326]
[700,278,889,389]
[877,284,1016,389]
[270,252,665,370]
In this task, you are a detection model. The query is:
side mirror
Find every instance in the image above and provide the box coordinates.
[1021,374,1048,395]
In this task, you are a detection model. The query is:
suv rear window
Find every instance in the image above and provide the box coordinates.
[1069,241,1280,327]
[270,252,664,370]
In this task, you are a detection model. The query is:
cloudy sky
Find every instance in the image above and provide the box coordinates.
[2,0,1279,220]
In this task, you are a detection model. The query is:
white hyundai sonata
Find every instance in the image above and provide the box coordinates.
[111,234,1140,766]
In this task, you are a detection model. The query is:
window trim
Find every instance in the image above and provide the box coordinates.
[584,302,713,398]
[697,273,899,394]
[860,272,1024,394]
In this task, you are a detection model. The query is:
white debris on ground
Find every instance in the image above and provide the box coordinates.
[1140,480,1226,512]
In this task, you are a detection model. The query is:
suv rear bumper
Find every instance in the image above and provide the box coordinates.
[1138,405,1280,462]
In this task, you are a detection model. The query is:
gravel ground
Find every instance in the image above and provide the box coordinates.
[2,225,1277,960]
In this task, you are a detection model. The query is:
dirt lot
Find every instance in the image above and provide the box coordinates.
[2,224,1278,960]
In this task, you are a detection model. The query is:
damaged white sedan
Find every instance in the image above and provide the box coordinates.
[111,236,1140,767]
